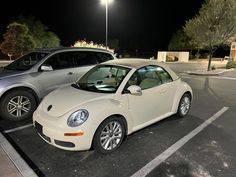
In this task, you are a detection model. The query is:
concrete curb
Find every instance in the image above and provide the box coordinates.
[0,61,12,68]
[0,133,38,177]
[185,68,234,76]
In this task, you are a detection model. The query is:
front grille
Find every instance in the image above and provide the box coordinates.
[35,121,51,143]
[35,121,42,133]
[54,140,75,148]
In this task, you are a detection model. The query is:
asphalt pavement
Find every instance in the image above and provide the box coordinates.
[0,61,236,177]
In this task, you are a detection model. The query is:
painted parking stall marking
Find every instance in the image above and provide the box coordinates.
[3,123,33,134]
[212,76,236,81]
[131,107,229,177]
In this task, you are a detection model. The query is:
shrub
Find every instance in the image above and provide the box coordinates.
[226,61,235,69]
[211,65,216,70]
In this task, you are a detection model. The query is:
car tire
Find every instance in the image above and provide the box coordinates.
[93,117,125,154]
[0,90,37,121]
[177,93,191,118]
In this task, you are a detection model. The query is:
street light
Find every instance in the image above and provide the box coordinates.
[101,0,113,49]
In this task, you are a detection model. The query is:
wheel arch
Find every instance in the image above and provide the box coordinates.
[96,114,128,134]
[184,91,192,101]
[91,114,128,149]
[0,86,40,105]
[109,114,128,135]
[172,83,193,114]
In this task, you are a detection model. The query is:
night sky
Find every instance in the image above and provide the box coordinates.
[0,0,205,55]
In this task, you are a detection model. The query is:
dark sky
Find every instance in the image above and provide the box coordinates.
[0,0,204,54]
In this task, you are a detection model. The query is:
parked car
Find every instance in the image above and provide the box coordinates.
[0,47,116,121]
[33,59,193,154]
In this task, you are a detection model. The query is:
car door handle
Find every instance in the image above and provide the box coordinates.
[68,72,74,75]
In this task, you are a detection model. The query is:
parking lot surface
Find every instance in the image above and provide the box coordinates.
[1,64,236,177]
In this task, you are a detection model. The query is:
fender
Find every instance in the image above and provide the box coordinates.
[0,82,40,101]
[77,98,134,135]
[171,80,193,113]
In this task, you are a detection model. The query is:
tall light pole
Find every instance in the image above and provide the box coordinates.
[101,0,113,49]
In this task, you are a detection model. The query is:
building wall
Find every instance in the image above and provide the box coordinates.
[230,42,236,62]
[157,51,189,62]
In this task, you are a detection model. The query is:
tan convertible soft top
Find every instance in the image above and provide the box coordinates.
[103,58,179,81]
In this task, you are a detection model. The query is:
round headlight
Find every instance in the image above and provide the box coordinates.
[67,109,89,127]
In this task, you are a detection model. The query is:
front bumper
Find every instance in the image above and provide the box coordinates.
[33,111,95,151]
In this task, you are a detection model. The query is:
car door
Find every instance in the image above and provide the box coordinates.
[70,51,115,81]
[125,66,177,128]
[70,51,98,80]
[156,66,177,113]
[35,52,78,98]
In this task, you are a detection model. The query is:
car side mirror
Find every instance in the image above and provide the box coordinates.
[40,64,53,71]
[127,85,142,95]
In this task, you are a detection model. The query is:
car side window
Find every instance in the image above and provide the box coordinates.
[126,65,173,91]
[73,51,98,66]
[57,52,72,69]
[138,66,162,90]
[126,72,139,87]
[42,51,99,70]
[43,52,74,70]
[43,54,60,70]
[57,52,97,68]
[156,67,173,84]
[125,66,162,90]
[95,52,114,63]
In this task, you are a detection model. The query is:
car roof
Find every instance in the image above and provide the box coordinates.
[103,58,167,68]
[102,58,179,80]
[34,47,114,54]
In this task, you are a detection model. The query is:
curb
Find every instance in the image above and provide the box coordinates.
[0,61,11,67]
[185,68,234,76]
[0,132,38,177]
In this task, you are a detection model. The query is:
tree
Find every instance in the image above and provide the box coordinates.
[41,32,61,48]
[0,22,35,58]
[184,0,236,70]
[14,15,60,48]
[168,29,195,51]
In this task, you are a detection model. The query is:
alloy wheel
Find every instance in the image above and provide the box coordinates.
[100,121,123,150]
[7,96,31,117]
[180,96,190,116]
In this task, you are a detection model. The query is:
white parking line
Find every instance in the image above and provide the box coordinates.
[131,107,229,177]
[3,124,33,134]
[211,76,236,81]
[179,72,236,81]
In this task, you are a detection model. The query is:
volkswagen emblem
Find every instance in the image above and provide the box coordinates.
[47,105,52,111]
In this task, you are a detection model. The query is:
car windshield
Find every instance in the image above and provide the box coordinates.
[4,52,50,71]
[75,65,131,93]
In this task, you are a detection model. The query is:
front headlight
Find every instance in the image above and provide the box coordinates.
[67,109,89,127]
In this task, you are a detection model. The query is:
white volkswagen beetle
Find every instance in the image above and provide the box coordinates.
[33,59,192,153]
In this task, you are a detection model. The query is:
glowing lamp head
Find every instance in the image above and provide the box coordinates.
[101,0,113,4]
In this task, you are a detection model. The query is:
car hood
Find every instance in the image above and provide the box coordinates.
[41,85,110,117]
[0,69,26,80]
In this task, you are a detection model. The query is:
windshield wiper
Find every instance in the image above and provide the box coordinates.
[71,83,80,89]
[78,83,105,93]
